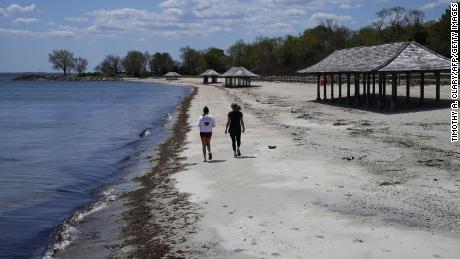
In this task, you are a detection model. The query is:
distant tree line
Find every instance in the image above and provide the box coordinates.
[48,7,451,77]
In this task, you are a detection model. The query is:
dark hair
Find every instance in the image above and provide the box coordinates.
[231,103,238,111]
[203,106,209,115]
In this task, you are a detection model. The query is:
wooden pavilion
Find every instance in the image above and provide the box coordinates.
[163,72,181,80]
[297,41,450,111]
[200,69,221,84]
[222,67,259,87]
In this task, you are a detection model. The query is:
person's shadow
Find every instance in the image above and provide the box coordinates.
[237,156,257,159]
[207,159,226,163]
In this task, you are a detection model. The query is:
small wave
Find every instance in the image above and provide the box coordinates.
[0,157,21,162]
[166,113,173,121]
[43,187,116,258]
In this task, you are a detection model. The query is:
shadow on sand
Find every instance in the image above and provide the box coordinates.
[236,155,257,159]
[207,159,226,163]
[311,96,451,114]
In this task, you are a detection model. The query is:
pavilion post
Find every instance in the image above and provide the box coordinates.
[406,72,411,104]
[378,73,383,109]
[323,74,327,100]
[347,73,351,105]
[367,73,371,107]
[382,73,387,107]
[372,73,376,105]
[338,73,342,103]
[316,74,321,100]
[355,73,360,106]
[391,72,398,111]
[363,73,367,98]
[435,72,440,102]
[420,72,425,104]
[331,74,334,102]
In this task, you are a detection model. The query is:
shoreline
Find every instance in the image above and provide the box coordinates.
[46,82,196,258]
[119,86,201,258]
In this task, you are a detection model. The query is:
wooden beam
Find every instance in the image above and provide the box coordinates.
[391,72,398,111]
[355,73,360,106]
[347,73,351,105]
[420,72,425,104]
[323,74,327,100]
[338,73,342,103]
[435,72,440,102]
[367,73,371,107]
[406,72,410,104]
[316,75,321,100]
[378,73,383,109]
[372,73,376,105]
[382,73,386,108]
[331,74,334,102]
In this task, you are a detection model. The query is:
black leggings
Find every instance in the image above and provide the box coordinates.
[230,132,241,151]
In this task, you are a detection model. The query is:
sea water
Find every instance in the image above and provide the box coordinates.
[0,74,190,258]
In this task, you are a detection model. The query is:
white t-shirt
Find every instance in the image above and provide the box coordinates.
[197,114,216,133]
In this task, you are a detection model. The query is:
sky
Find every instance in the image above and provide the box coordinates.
[0,0,453,72]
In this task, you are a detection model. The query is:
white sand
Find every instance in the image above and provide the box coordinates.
[137,77,460,258]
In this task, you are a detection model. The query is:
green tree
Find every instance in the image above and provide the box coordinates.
[203,47,226,72]
[427,8,451,58]
[95,55,122,76]
[73,57,88,75]
[123,51,148,77]
[48,49,75,76]
[180,46,205,75]
[149,52,174,76]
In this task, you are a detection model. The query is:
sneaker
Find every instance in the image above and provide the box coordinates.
[209,153,212,160]
[237,149,241,156]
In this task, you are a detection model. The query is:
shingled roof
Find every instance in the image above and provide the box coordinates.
[297,41,450,74]
[200,69,222,77]
[222,67,259,77]
[163,72,181,77]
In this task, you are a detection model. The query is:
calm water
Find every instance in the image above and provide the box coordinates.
[0,75,190,258]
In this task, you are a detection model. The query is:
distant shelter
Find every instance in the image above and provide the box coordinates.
[163,72,181,80]
[297,41,450,111]
[222,67,259,87]
[200,69,221,84]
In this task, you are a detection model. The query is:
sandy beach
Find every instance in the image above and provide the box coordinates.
[54,77,459,258]
[122,77,459,258]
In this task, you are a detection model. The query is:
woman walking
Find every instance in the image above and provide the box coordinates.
[197,106,215,162]
[225,103,245,157]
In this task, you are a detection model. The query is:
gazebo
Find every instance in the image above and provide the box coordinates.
[297,41,450,111]
[163,72,181,80]
[222,67,259,87]
[200,69,221,84]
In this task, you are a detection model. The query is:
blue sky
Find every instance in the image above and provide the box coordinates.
[0,0,452,72]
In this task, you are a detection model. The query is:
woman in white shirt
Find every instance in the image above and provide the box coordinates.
[197,106,215,162]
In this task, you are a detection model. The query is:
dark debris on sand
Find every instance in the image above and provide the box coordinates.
[121,87,205,258]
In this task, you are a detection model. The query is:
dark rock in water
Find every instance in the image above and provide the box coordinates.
[268,146,276,149]
[139,129,151,138]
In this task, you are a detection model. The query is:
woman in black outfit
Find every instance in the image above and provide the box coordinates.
[225,103,245,157]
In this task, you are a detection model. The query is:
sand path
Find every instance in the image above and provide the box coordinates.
[163,79,460,259]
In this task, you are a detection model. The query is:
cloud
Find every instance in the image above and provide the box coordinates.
[0,4,37,18]
[0,0,359,39]
[309,12,355,24]
[13,17,38,25]
[0,27,76,38]
[64,16,88,22]
[419,0,451,11]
